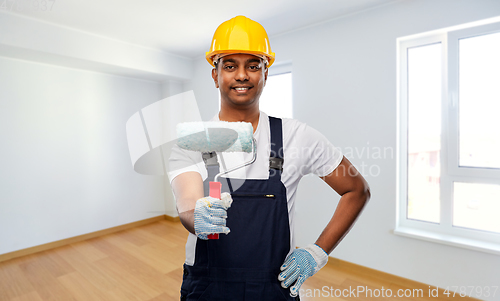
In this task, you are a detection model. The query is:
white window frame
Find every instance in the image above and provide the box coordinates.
[396,20,500,255]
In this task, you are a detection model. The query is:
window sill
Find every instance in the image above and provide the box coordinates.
[393,226,500,256]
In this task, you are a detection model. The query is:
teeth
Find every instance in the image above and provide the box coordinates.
[235,88,248,91]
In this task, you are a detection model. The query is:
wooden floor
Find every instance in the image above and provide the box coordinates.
[0,219,477,301]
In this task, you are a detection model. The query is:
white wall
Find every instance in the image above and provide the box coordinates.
[188,0,500,299]
[160,79,189,217]
[0,11,193,81]
[0,11,197,254]
[0,57,166,255]
[183,59,220,121]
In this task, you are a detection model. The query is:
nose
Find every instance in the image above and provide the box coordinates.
[234,67,249,81]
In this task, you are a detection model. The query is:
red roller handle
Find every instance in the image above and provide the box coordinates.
[207,181,222,240]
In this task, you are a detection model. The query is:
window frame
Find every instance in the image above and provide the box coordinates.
[448,23,500,179]
[396,21,500,255]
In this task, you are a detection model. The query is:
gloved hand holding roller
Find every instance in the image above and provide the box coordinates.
[176,120,256,239]
[194,192,233,240]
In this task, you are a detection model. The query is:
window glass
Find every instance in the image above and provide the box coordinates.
[459,32,500,169]
[453,182,500,233]
[407,44,442,223]
[259,73,293,118]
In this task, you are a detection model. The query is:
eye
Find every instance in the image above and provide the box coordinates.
[224,65,235,70]
[249,65,261,70]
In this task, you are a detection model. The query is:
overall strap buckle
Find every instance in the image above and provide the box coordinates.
[269,157,284,172]
[202,152,219,166]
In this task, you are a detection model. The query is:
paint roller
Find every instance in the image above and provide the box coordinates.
[176,121,256,239]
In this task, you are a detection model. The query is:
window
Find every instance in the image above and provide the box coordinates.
[260,71,293,118]
[397,20,500,254]
[260,63,293,119]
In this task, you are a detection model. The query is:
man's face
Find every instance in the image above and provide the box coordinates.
[212,53,268,109]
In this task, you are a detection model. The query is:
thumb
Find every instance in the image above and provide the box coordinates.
[220,192,233,208]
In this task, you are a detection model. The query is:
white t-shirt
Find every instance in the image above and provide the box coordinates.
[168,111,343,265]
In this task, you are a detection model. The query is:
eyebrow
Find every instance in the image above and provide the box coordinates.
[222,58,262,64]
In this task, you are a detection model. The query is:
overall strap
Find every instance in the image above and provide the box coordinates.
[268,116,284,178]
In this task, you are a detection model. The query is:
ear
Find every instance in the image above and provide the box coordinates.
[211,68,219,88]
[263,66,269,85]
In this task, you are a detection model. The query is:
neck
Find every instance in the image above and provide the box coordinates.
[219,105,260,133]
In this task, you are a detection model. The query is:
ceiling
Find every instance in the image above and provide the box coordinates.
[8,0,401,59]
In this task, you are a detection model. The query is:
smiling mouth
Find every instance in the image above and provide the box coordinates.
[233,87,252,93]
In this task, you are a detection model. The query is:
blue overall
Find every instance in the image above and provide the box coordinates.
[180,117,298,301]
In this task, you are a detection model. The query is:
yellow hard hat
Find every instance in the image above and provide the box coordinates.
[206,16,275,67]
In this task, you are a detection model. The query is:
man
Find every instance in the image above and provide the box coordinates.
[169,15,370,300]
